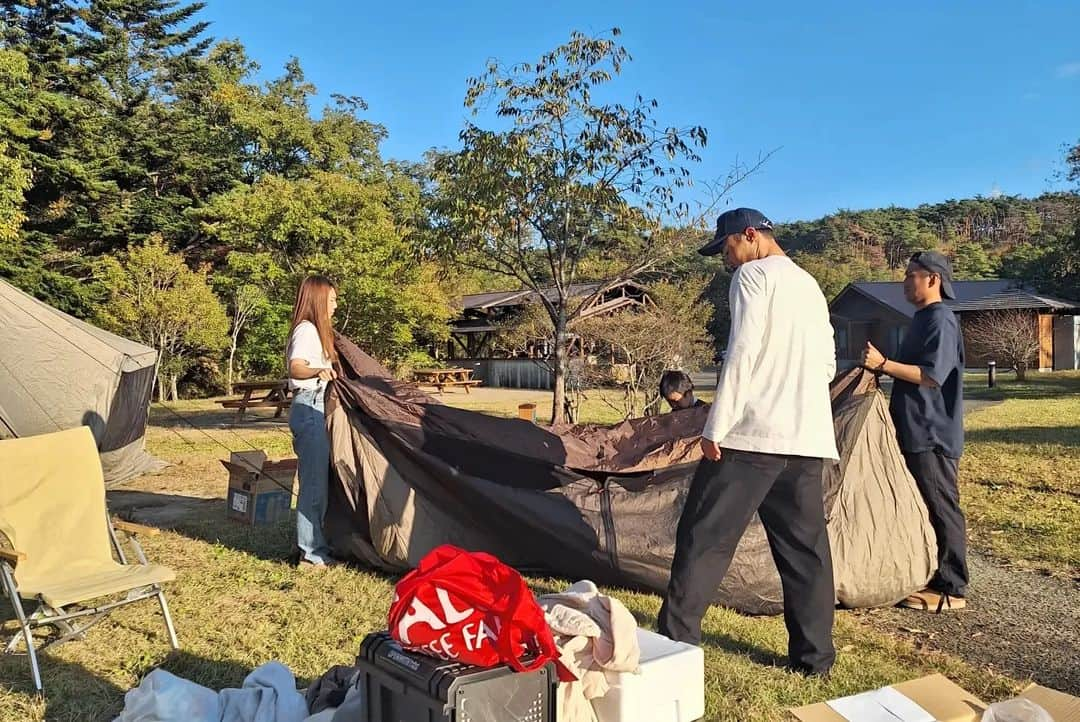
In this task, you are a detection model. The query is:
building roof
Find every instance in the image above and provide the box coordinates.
[947,289,1080,312]
[836,279,1017,319]
[459,280,644,311]
[459,289,532,311]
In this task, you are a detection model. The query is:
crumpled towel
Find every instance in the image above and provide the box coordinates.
[113,660,309,722]
[305,665,359,716]
[298,680,367,722]
[538,580,640,722]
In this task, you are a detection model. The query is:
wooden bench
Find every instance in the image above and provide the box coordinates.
[217,380,291,421]
[425,379,483,393]
[412,368,483,394]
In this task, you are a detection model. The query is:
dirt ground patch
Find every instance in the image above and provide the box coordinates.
[856,551,1080,694]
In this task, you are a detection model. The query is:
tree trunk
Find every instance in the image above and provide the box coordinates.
[157,375,167,403]
[170,374,179,402]
[227,342,238,396]
[1015,361,1027,381]
[551,313,568,424]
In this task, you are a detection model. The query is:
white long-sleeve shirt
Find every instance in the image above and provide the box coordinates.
[702,255,839,460]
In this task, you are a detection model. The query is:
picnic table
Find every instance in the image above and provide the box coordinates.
[412,367,483,394]
[217,379,292,421]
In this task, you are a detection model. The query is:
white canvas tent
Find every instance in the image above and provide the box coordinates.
[0,279,166,484]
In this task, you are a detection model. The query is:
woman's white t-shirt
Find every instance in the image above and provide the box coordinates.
[286,321,332,391]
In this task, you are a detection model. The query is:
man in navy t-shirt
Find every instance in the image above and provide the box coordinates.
[863,251,969,612]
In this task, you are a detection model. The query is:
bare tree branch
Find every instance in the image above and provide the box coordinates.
[965,310,1041,380]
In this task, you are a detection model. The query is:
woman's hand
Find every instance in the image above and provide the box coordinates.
[289,359,337,381]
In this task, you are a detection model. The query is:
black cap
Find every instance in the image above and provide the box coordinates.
[697,208,774,256]
[909,250,956,299]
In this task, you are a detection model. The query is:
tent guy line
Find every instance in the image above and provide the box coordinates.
[151,401,300,498]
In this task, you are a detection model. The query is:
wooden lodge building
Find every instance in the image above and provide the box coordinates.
[436,280,651,389]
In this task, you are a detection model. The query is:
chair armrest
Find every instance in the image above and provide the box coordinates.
[0,548,26,567]
[112,519,161,537]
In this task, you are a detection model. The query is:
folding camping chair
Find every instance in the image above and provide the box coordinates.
[0,426,178,693]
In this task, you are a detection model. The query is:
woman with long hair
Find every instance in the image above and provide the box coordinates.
[286,275,339,568]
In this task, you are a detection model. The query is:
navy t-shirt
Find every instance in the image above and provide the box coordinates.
[888,303,965,458]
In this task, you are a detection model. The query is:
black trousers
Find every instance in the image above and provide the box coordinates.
[657,449,836,675]
[902,450,969,597]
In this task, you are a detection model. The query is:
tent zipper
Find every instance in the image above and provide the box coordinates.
[599,480,619,573]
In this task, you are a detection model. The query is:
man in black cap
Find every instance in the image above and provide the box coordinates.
[862,250,969,612]
[659,208,838,676]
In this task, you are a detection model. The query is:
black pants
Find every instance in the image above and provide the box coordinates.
[903,450,969,597]
[657,450,836,675]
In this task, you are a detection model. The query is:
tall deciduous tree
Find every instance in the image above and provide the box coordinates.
[200,170,451,364]
[213,251,287,394]
[95,236,228,400]
[575,278,714,419]
[429,29,713,423]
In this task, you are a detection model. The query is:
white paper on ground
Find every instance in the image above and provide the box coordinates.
[874,685,936,722]
[825,685,938,722]
[827,691,903,722]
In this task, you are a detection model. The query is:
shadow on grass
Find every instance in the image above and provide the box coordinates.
[622,600,789,669]
[701,629,789,669]
[150,402,292,429]
[154,650,284,694]
[0,653,125,719]
[966,425,1080,446]
[176,515,296,564]
[965,375,1080,402]
[1,648,291,720]
[109,490,295,564]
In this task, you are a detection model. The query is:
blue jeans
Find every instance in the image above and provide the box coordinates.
[289,386,333,564]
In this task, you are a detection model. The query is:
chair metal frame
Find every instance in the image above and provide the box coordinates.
[0,514,178,694]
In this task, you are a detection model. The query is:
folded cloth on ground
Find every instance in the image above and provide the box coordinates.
[302,682,366,722]
[113,660,309,722]
[304,665,359,715]
[538,580,641,722]
[327,683,366,722]
[301,711,335,722]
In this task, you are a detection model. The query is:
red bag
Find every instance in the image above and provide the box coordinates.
[388,545,561,674]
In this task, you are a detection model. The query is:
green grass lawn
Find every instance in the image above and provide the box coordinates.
[6,372,1076,720]
[960,371,1080,575]
[0,513,1018,722]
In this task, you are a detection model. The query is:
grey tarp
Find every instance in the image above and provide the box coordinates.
[0,279,166,484]
[325,336,936,615]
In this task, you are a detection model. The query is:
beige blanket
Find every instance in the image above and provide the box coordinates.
[539,581,640,722]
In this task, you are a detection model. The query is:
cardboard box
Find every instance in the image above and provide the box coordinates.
[789,674,987,722]
[1017,683,1080,722]
[221,450,297,526]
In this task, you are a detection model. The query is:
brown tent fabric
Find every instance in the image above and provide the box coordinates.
[325,335,936,615]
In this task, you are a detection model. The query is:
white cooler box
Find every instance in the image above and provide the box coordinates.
[591,628,705,722]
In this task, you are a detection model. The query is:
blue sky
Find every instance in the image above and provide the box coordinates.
[198,1,1079,222]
